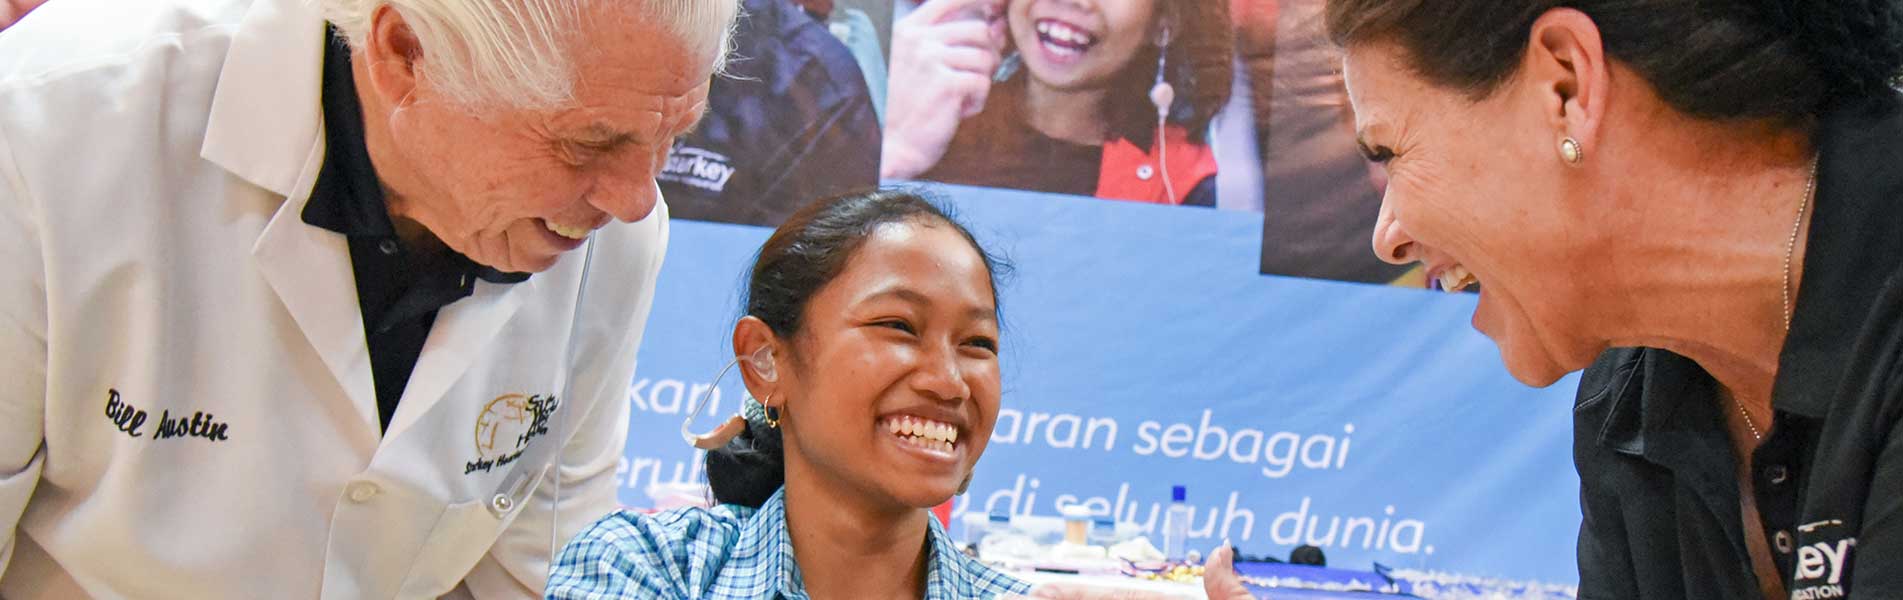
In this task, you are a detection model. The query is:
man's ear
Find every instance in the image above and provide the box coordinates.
[361,5,426,109]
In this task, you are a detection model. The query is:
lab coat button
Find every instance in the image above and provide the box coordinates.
[490,493,514,514]
[346,482,380,503]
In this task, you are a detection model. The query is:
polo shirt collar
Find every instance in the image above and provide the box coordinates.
[1775,97,1903,418]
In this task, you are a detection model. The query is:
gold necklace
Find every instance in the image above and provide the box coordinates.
[1731,157,1819,443]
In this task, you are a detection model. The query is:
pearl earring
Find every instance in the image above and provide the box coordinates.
[1559,137,1584,165]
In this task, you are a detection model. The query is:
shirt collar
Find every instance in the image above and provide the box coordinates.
[922,507,986,600]
[1591,96,1903,449]
[198,0,325,199]
[1774,96,1903,418]
[740,489,806,599]
[1597,350,1739,490]
[303,25,529,286]
[304,26,395,238]
[740,488,977,600]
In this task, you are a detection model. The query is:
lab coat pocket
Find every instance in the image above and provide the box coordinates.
[394,497,508,599]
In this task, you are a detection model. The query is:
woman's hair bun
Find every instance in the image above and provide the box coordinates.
[705,419,785,508]
[1772,0,1903,107]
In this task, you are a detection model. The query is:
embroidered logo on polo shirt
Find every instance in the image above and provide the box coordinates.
[1790,523,1857,600]
[658,145,736,193]
[465,393,559,475]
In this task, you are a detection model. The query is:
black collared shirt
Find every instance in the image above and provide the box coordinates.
[1574,96,1903,599]
[304,28,528,432]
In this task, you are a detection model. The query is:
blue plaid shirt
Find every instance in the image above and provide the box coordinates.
[547,488,1032,599]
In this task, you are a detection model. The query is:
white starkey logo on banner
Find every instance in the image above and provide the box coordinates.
[658,145,735,193]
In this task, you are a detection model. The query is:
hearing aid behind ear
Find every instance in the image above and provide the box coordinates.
[682,346,777,449]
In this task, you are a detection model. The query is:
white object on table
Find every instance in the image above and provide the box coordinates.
[1013,571,1206,599]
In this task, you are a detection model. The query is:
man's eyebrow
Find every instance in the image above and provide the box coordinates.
[569,124,632,144]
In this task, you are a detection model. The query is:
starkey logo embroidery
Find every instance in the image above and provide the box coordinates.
[1790,530,1857,600]
[465,393,559,475]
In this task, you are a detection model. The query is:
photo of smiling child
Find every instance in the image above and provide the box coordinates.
[882,0,1234,207]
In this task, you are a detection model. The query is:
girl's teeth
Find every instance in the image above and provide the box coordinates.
[1037,21,1094,47]
[884,416,959,447]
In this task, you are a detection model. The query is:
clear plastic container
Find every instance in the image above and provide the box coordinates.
[1163,485,1190,562]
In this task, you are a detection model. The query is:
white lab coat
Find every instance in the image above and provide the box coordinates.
[0,0,664,597]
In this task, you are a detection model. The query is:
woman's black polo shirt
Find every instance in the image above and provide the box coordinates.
[1573,97,1903,599]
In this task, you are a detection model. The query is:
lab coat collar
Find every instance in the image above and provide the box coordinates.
[210,0,534,441]
[209,0,382,429]
[201,0,323,198]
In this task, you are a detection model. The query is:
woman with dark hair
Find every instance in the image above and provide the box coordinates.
[1324,0,1903,597]
[881,0,1232,207]
[546,188,1251,599]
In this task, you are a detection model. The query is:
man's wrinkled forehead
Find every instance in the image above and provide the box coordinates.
[570,1,727,86]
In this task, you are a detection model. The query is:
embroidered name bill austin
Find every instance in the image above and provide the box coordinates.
[103,388,230,442]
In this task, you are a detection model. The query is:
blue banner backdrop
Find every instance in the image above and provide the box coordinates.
[615,184,1583,585]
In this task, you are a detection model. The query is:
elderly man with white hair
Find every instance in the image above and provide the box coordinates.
[0,0,735,596]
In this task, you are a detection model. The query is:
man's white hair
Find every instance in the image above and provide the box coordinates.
[323,0,738,109]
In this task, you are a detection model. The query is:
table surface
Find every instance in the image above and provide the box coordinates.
[1011,571,1207,599]
[1011,566,1425,600]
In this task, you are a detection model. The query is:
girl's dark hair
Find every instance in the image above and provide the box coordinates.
[1324,0,1903,123]
[1115,0,1234,147]
[705,188,1010,508]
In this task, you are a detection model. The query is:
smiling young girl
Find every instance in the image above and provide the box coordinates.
[547,189,1024,599]
[547,189,1257,599]
[883,0,1232,207]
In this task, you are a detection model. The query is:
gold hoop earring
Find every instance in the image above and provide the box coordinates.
[1559,137,1584,165]
[763,395,781,428]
